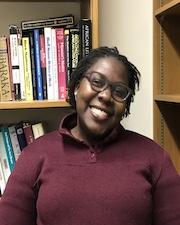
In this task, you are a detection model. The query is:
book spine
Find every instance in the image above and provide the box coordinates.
[56,28,67,100]
[0,36,12,101]
[15,123,27,150]
[79,19,92,59]
[18,38,26,100]
[51,28,59,100]
[8,125,21,161]
[22,36,33,101]
[9,25,21,100]
[23,122,35,145]
[0,157,6,195]
[28,31,37,100]
[32,123,45,139]
[64,29,71,97]
[1,127,16,172]
[0,132,11,183]
[70,28,80,73]
[44,27,54,100]
[34,29,43,100]
[39,31,47,99]
[21,15,74,30]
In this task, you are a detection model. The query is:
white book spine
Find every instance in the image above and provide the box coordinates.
[32,123,45,139]
[44,27,54,100]
[0,132,11,183]
[8,126,21,161]
[51,28,58,100]
[0,158,6,195]
[18,44,26,100]
[10,33,20,84]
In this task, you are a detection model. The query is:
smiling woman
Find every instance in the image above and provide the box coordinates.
[0,46,180,225]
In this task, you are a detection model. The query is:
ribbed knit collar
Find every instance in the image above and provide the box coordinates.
[58,112,126,149]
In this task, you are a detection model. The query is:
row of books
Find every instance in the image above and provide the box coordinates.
[0,14,92,102]
[0,121,45,195]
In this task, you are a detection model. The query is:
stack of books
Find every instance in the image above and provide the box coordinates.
[0,14,92,102]
[0,121,44,195]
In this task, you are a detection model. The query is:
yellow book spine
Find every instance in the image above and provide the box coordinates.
[22,37,33,101]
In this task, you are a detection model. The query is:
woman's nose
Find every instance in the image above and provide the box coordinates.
[97,86,113,102]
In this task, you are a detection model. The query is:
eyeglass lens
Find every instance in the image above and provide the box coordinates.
[86,72,131,102]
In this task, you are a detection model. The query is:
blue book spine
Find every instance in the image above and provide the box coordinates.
[34,29,43,100]
[1,127,16,172]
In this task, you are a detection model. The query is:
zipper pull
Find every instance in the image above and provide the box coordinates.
[88,151,97,163]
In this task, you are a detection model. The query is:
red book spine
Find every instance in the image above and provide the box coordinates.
[56,28,67,100]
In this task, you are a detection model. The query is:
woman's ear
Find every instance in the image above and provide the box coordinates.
[74,85,79,100]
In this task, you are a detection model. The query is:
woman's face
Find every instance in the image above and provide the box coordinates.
[75,56,128,140]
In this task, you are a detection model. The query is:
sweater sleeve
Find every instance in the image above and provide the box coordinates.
[152,151,180,225]
[0,146,42,225]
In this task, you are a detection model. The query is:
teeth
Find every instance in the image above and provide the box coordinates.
[90,107,108,119]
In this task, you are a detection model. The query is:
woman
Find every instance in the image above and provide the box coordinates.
[0,46,180,225]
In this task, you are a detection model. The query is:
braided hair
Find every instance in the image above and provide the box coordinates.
[68,46,140,117]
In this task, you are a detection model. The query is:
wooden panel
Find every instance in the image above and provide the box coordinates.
[157,102,180,172]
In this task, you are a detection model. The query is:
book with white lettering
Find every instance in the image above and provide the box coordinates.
[0,36,12,101]
[21,14,74,30]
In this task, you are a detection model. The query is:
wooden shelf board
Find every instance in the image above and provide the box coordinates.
[154,94,180,103]
[0,100,71,110]
[155,0,180,17]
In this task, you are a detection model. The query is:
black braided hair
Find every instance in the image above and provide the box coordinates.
[68,46,140,117]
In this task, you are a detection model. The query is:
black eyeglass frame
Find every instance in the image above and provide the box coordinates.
[83,71,133,103]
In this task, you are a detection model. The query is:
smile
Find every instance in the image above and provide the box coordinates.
[90,106,110,120]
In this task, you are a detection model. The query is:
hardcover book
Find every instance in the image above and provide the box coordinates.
[44,27,54,100]
[34,29,43,100]
[1,127,16,172]
[22,36,33,101]
[0,132,11,183]
[21,14,74,30]
[79,19,92,59]
[8,125,21,161]
[23,122,35,145]
[9,25,21,100]
[32,122,45,139]
[56,28,67,100]
[0,36,12,101]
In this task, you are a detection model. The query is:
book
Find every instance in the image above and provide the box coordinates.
[22,36,33,101]
[23,122,35,145]
[0,36,12,101]
[0,157,6,195]
[56,28,67,100]
[1,127,16,172]
[69,28,80,74]
[18,36,26,100]
[39,30,47,99]
[28,31,37,100]
[79,19,92,59]
[51,28,58,100]
[32,122,45,139]
[34,29,43,100]
[9,25,21,100]
[44,27,54,100]
[8,125,21,161]
[64,29,71,96]
[15,122,27,150]
[21,14,74,30]
[0,131,11,183]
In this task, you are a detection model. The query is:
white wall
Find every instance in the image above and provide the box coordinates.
[99,0,153,138]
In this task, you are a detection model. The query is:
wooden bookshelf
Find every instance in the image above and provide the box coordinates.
[0,0,99,131]
[153,0,180,172]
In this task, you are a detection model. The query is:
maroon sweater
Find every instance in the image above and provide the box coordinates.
[0,113,180,225]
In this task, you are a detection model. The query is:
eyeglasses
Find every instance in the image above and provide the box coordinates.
[84,72,133,102]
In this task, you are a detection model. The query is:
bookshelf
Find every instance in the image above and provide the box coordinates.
[153,0,180,172]
[0,0,99,132]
